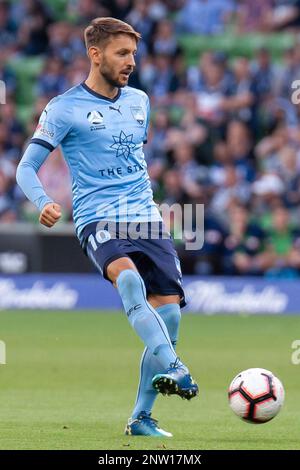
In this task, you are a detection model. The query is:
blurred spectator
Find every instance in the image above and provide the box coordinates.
[165,94,208,163]
[210,165,251,217]
[226,120,255,181]
[222,203,269,275]
[162,168,189,206]
[172,139,208,199]
[17,0,53,55]
[264,205,300,277]
[251,173,286,226]
[0,169,17,222]
[177,0,235,35]
[0,100,24,159]
[270,146,300,208]
[265,0,300,31]
[255,125,291,167]
[236,0,273,33]
[195,53,234,126]
[152,20,180,56]
[187,209,226,275]
[0,51,17,99]
[110,0,133,20]
[72,0,107,25]
[36,57,69,99]
[148,54,181,100]
[47,22,86,65]
[146,108,169,163]
[147,0,169,21]
[65,55,90,87]
[251,48,278,102]
[0,0,16,49]
[187,51,213,93]
[126,0,155,46]
[209,140,231,185]
[222,58,256,126]
[0,141,16,179]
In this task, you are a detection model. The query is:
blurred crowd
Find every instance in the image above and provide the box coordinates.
[1,0,300,276]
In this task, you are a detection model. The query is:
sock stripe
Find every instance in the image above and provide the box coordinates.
[135,347,148,406]
[137,275,176,355]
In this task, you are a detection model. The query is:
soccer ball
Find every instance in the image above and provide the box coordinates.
[228,368,285,424]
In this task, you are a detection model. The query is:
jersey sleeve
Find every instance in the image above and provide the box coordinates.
[30,96,72,151]
[143,95,150,144]
[16,143,53,211]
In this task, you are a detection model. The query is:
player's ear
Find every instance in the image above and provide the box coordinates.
[88,46,102,65]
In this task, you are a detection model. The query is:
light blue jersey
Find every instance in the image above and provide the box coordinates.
[28,82,161,237]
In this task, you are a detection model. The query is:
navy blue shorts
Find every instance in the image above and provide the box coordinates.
[80,221,186,307]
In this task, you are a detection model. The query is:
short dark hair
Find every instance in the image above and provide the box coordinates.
[84,17,141,50]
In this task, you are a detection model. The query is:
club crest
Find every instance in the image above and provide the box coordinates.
[130,106,145,125]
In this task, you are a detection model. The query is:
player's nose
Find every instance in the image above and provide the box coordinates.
[128,54,135,68]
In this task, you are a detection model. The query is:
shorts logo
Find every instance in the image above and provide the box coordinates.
[130,106,145,125]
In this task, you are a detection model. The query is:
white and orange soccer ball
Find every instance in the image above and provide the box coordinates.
[228,368,285,424]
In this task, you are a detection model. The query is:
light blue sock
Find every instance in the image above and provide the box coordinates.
[131,303,181,418]
[116,270,178,370]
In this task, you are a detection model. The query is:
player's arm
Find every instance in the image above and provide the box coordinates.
[17,96,72,227]
[16,143,61,227]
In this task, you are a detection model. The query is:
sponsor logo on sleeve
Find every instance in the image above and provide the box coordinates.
[33,123,55,140]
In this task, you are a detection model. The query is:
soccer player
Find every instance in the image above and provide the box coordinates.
[16,17,198,437]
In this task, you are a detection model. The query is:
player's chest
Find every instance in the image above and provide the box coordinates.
[71,100,147,145]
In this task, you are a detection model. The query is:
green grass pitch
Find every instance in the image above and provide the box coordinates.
[0,311,299,450]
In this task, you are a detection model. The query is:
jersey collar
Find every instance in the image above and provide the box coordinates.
[81,82,121,103]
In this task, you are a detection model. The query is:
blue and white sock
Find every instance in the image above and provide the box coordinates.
[116,270,178,370]
[131,303,181,419]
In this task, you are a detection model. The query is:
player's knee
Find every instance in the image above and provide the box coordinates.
[107,257,136,284]
[156,303,181,339]
[156,304,181,330]
[166,305,181,329]
[116,269,146,300]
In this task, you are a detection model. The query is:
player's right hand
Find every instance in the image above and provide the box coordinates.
[39,203,62,228]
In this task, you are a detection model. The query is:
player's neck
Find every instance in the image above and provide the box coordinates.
[85,73,119,100]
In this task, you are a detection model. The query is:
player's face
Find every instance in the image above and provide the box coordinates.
[100,34,137,88]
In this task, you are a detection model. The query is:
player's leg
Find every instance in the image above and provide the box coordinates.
[107,257,180,371]
[126,294,181,436]
[81,222,196,437]
[127,236,198,404]
[83,223,179,371]
[84,240,180,436]
[149,294,181,349]
[131,294,181,418]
